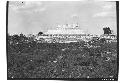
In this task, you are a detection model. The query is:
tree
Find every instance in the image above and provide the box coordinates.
[19,33,27,42]
[38,32,44,36]
[12,34,20,42]
[103,27,112,35]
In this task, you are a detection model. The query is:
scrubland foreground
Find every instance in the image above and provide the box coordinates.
[7,36,118,79]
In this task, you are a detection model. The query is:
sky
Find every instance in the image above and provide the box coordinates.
[8,1,117,35]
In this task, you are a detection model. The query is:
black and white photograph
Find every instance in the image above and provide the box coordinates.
[7,1,119,80]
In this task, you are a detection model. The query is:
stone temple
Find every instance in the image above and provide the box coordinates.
[36,23,95,43]
[45,23,85,35]
[35,23,117,43]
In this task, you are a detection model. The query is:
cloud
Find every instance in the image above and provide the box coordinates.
[9,1,46,13]
[93,2,116,18]
[34,8,46,12]
[24,1,43,8]
[93,12,109,17]
[103,5,113,9]
[93,11,115,18]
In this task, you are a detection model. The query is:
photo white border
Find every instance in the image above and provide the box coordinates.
[0,0,123,83]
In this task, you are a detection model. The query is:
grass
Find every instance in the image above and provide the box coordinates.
[7,39,118,79]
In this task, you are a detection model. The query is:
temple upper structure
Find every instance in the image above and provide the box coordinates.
[45,23,85,34]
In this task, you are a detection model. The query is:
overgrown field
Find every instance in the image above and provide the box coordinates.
[7,39,118,79]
